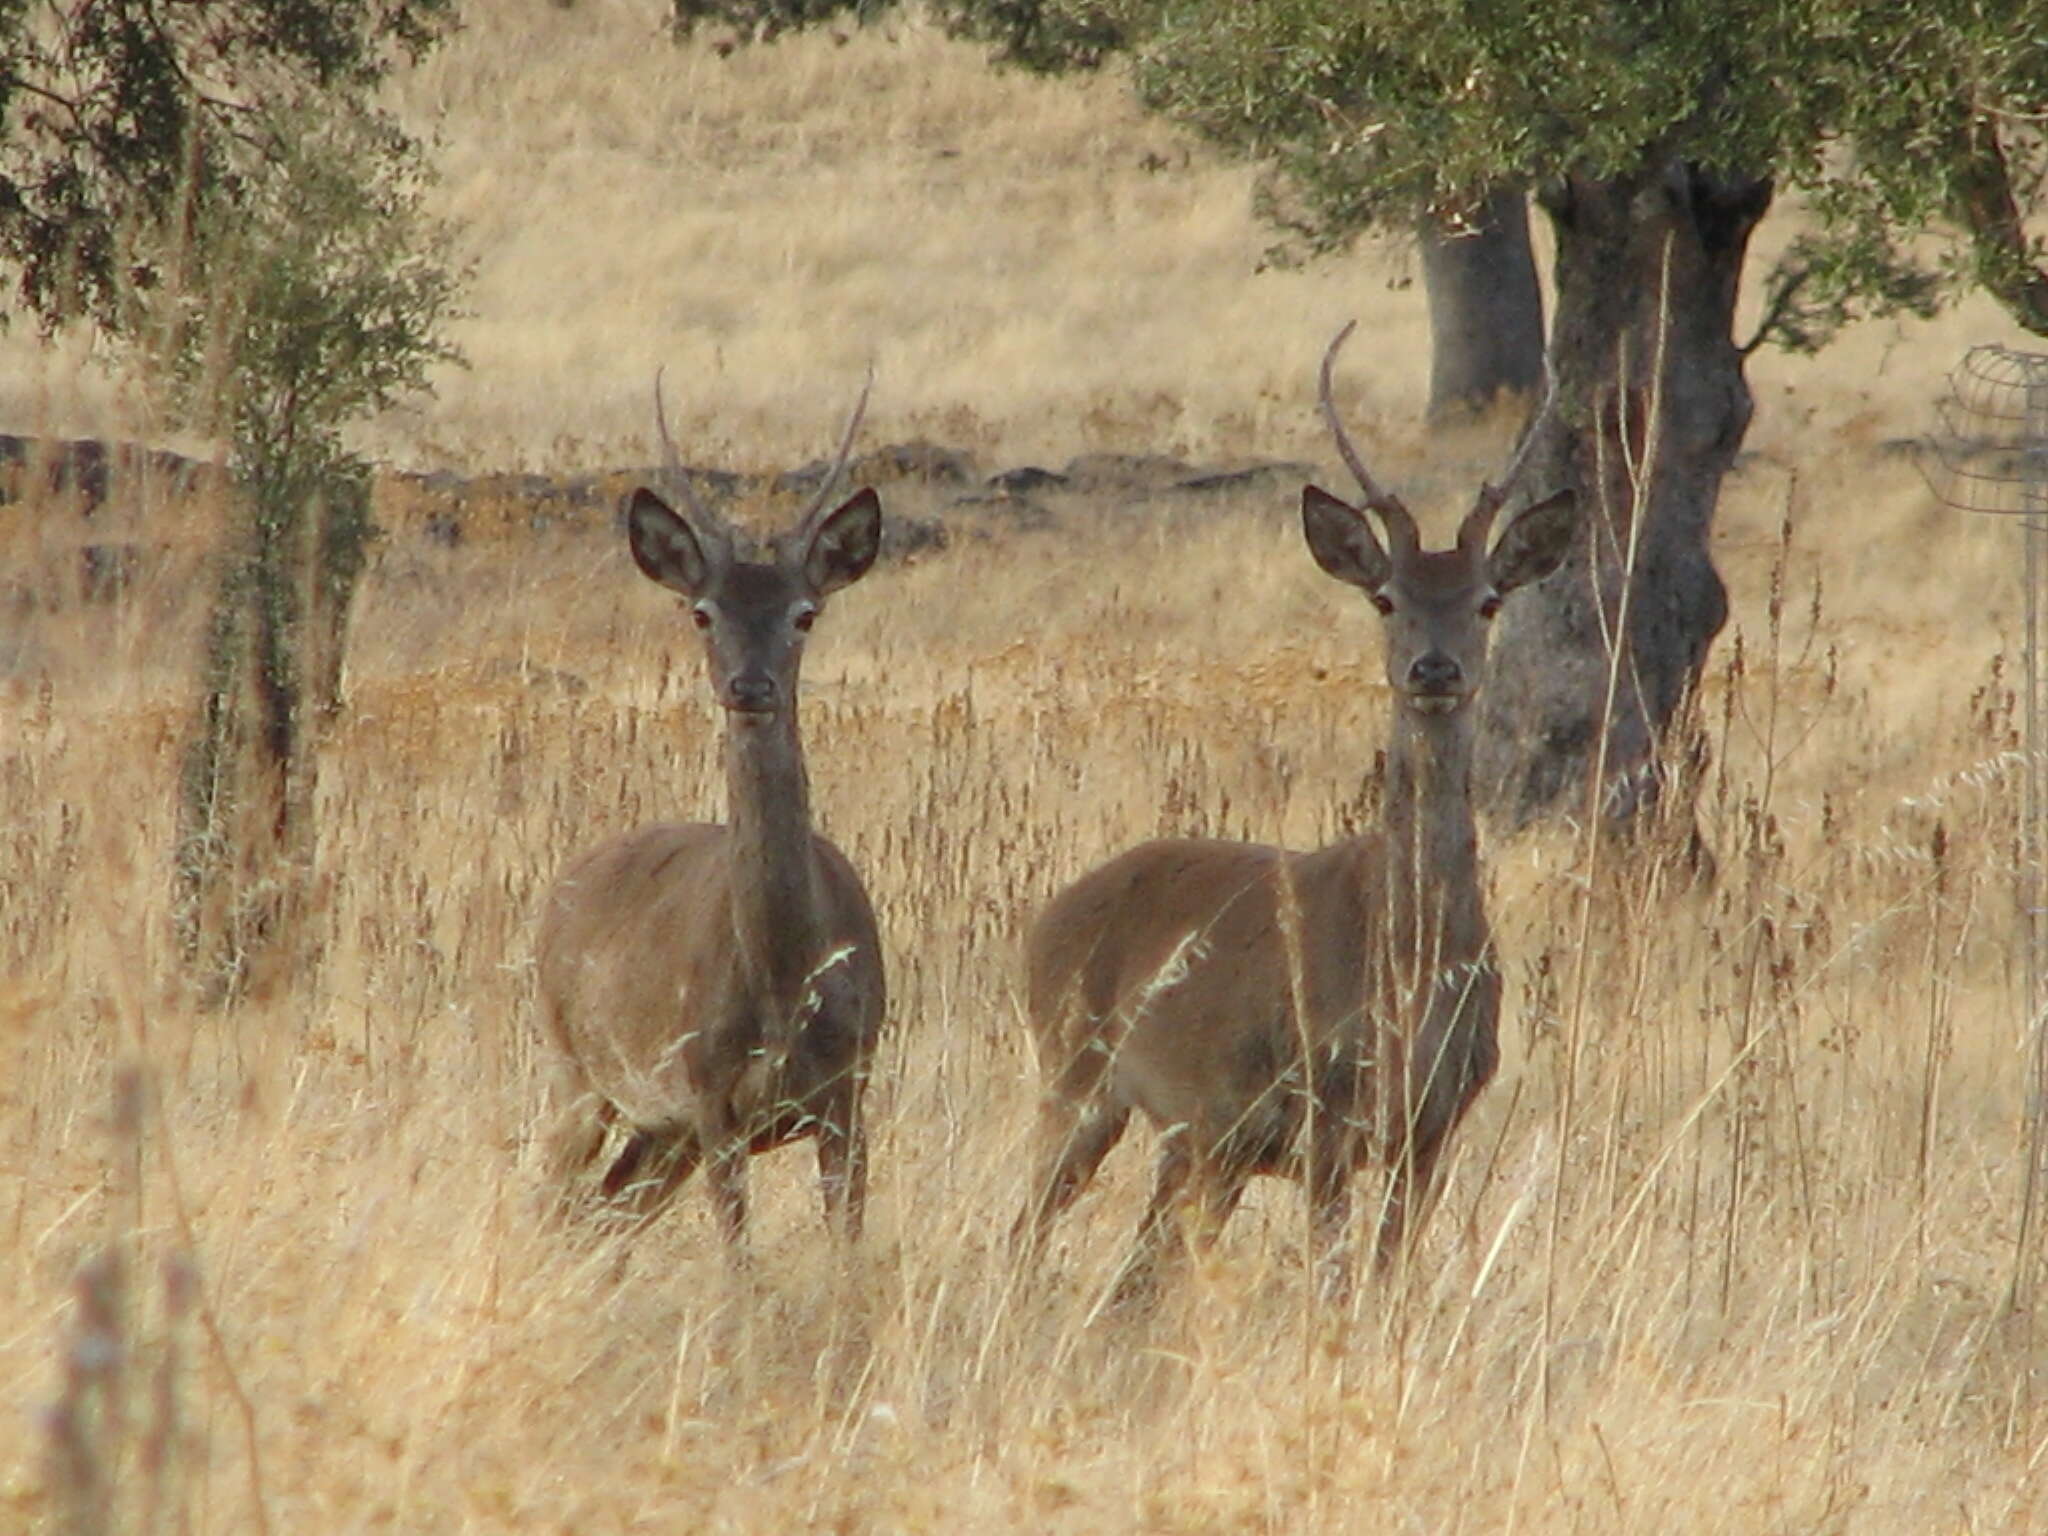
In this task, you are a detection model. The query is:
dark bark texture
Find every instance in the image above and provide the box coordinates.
[1419,187,1547,422]
[1475,164,1771,836]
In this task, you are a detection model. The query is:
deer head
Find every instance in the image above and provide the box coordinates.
[624,371,880,718]
[1301,322,1574,716]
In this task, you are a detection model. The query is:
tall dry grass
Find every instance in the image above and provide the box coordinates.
[3,2,2046,1530]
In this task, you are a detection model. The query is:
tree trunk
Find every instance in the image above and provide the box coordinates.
[1419,187,1546,421]
[1475,164,1772,841]
[173,462,369,1003]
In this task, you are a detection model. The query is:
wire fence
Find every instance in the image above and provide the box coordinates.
[1922,343,2048,1326]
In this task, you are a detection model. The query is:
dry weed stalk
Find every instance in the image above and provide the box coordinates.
[40,1070,252,1536]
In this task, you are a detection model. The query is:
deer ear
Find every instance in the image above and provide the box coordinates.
[800,487,882,596]
[1489,489,1575,594]
[626,488,714,596]
[1301,484,1392,591]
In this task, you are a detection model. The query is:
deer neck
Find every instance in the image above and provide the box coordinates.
[723,710,827,1006]
[1380,706,1487,973]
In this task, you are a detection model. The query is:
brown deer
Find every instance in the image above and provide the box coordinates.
[534,375,886,1252]
[1013,323,1574,1305]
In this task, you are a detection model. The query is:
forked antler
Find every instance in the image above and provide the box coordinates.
[1458,362,1558,556]
[794,365,875,538]
[650,361,872,558]
[651,366,737,564]
[1318,322,1418,555]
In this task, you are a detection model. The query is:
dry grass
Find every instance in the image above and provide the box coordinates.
[4,2,2047,1530]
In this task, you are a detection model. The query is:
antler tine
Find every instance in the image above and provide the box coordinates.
[1318,321,1417,553]
[651,366,730,544]
[1462,359,1558,553]
[796,364,875,532]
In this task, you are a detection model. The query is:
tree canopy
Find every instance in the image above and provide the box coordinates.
[1038,0,2048,344]
[0,0,455,331]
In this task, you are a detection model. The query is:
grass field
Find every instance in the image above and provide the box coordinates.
[4,2,2046,1530]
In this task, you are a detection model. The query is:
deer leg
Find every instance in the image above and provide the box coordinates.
[604,1127,702,1231]
[600,1127,652,1199]
[1187,1162,1250,1269]
[1011,1097,1131,1262]
[708,1161,749,1261]
[537,1052,616,1220]
[814,1081,868,1242]
[603,1121,702,1210]
[540,1098,615,1216]
[1372,982,1491,1273]
[1107,1130,1198,1308]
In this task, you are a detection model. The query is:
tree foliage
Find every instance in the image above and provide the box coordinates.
[149,98,465,457]
[1044,0,2048,346]
[665,0,1125,74]
[4,2,466,999]
[157,92,464,999]
[0,0,454,329]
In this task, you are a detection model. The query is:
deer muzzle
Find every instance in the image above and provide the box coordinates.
[1404,652,1467,712]
[723,674,781,714]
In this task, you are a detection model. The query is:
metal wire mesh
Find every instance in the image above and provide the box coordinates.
[1925,344,2048,1320]
[1922,345,2048,521]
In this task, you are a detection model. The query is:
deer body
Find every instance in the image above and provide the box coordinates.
[537,805,881,1179]
[535,381,885,1248]
[1015,325,1572,1303]
[1027,741,1497,1202]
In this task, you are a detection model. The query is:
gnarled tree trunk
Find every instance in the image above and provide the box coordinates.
[1475,163,1772,841]
[1419,186,1546,422]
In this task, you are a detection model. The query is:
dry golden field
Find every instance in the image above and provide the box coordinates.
[5,2,2048,1530]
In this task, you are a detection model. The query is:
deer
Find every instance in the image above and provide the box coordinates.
[1012,322,1575,1307]
[533,372,887,1255]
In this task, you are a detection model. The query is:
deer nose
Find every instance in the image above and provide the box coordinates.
[1407,652,1464,696]
[724,674,780,713]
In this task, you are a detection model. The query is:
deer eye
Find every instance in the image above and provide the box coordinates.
[1477,593,1503,620]
[1370,590,1396,616]
[691,603,714,631]
[793,603,818,633]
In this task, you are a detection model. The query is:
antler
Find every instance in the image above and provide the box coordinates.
[1459,361,1558,555]
[651,366,736,561]
[1319,321,1418,555]
[794,365,875,536]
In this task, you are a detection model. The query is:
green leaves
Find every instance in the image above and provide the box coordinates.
[180,99,464,458]
[0,0,456,330]
[1018,0,2048,337]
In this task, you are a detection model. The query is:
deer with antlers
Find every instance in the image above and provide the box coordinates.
[1013,323,1575,1305]
[533,374,886,1253]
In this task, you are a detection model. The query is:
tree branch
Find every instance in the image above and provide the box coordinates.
[1739,263,1810,356]
[1945,104,2048,337]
